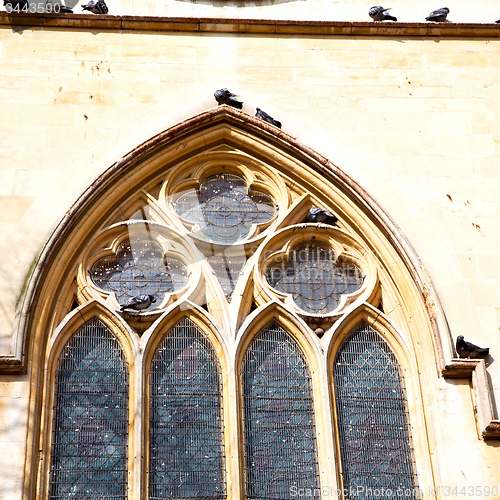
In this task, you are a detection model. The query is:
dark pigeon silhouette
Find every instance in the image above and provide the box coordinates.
[120,294,157,312]
[426,7,449,22]
[369,5,397,21]
[255,107,282,128]
[456,335,489,359]
[46,0,73,12]
[4,0,29,11]
[307,207,338,225]
[82,0,108,14]
[214,88,243,109]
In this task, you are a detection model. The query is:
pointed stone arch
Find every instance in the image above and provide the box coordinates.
[10,106,449,379]
[13,105,470,499]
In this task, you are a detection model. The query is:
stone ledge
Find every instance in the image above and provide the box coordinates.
[443,359,500,440]
[1,12,500,37]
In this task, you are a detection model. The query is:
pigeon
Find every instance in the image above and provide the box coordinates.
[456,335,489,359]
[214,88,243,109]
[3,0,29,10]
[82,0,108,14]
[45,0,73,12]
[369,5,397,22]
[255,108,282,128]
[306,207,339,225]
[426,7,449,22]
[120,294,157,312]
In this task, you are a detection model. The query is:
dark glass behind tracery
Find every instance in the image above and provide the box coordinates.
[266,242,364,314]
[90,238,188,309]
[333,323,419,500]
[242,323,320,500]
[149,318,226,500]
[49,317,129,500]
[173,174,276,243]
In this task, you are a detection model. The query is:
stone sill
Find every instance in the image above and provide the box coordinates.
[443,359,500,440]
[1,12,500,37]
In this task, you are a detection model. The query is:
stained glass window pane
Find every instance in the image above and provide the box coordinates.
[266,242,364,314]
[333,323,419,500]
[173,174,276,243]
[149,318,226,500]
[242,323,320,500]
[49,317,129,500]
[90,238,189,309]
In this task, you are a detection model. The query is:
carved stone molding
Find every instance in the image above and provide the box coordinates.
[443,359,500,440]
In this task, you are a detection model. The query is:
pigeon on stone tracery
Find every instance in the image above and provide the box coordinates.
[426,7,449,22]
[306,207,339,225]
[214,88,243,109]
[369,5,397,21]
[456,335,489,359]
[120,294,157,312]
[255,107,282,128]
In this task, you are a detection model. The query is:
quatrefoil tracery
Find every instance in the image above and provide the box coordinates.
[266,242,365,315]
[172,174,277,244]
[89,238,189,310]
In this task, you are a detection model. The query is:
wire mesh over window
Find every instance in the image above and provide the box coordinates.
[242,323,320,500]
[333,323,419,500]
[173,174,276,243]
[149,318,226,500]
[49,317,129,500]
[90,238,188,309]
[266,242,364,314]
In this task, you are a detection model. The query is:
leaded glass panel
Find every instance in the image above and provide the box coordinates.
[49,317,129,500]
[149,318,226,500]
[173,174,276,243]
[333,323,418,500]
[266,242,364,314]
[242,323,320,500]
[90,238,188,309]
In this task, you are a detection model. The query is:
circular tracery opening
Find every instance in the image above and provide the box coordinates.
[173,173,277,243]
[266,242,364,314]
[90,238,189,309]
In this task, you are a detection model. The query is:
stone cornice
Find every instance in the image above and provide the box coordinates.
[1,12,500,37]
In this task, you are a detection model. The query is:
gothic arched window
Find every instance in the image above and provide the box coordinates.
[26,109,438,500]
[49,318,129,500]
[149,318,226,500]
[242,323,320,499]
[333,323,418,499]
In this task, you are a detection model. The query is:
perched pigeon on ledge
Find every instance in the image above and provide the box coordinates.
[46,0,73,13]
[307,207,338,225]
[82,0,108,14]
[456,335,489,359]
[426,7,449,22]
[369,5,397,22]
[120,294,157,312]
[214,88,243,109]
[255,107,282,128]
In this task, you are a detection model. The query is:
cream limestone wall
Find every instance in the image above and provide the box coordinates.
[2,0,500,23]
[1,19,500,500]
